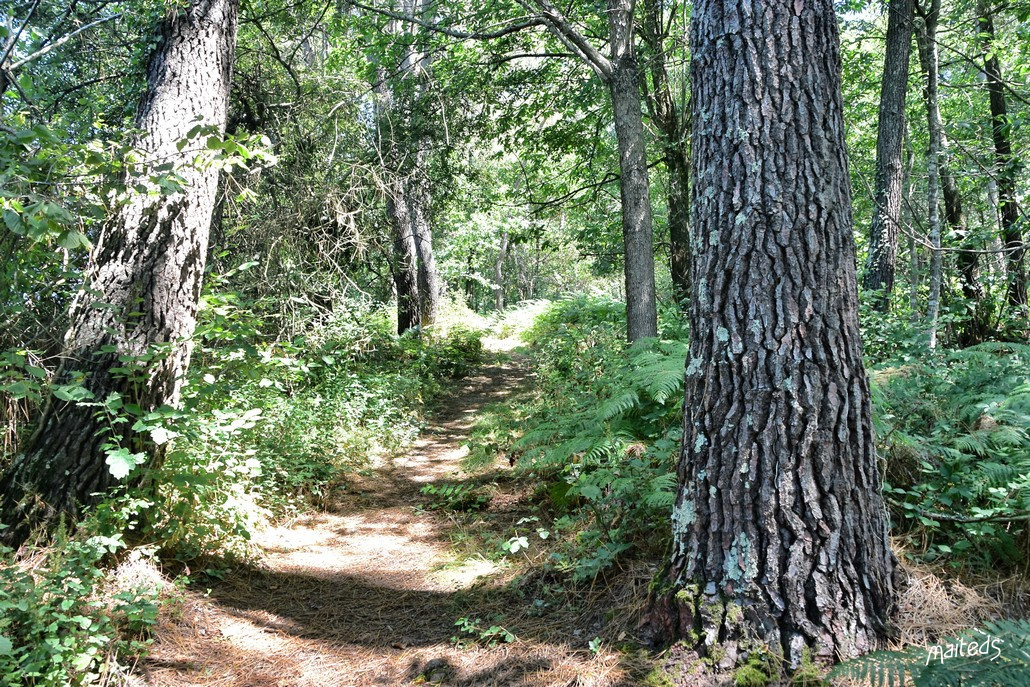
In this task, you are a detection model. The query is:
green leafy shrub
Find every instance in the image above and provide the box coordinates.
[0,525,160,687]
[133,286,485,559]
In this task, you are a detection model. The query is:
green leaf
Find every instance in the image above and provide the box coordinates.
[53,384,94,402]
[0,635,12,655]
[3,209,23,234]
[105,448,145,480]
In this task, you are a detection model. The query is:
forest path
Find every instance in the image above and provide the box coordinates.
[141,344,639,687]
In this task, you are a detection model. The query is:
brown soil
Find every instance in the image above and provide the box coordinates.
[141,355,650,687]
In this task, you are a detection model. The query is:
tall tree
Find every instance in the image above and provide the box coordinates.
[863,0,914,309]
[649,0,897,667]
[375,0,440,332]
[977,0,1026,313]
[0,0,240,544]
[915,0,945,349]
[518,0,658,340]
[640,0,691,307]
[915,0,991,345]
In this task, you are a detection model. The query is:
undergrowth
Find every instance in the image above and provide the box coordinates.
[0,276,485,683]
[872,342,1030,570]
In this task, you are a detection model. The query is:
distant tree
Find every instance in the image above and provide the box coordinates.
[649,0,897,668]
[0,0,240,545]
[517,0,658,340]
[977,0,1026,315]
[640,0,691,307]
[864,0,914,310]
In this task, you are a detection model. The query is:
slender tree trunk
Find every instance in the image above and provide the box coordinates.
[409,155,439,327]
[977,0,1026,312]
[388,185,420,334]
[916,5,945,350]
[649,0,897,667]
[0,0,239,545]
[608,0,657,340]
[494,230,509,311]
[905,146,921,318]
[864,0,914,309]
[641,0,691,307]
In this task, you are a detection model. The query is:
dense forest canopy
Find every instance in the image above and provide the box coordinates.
[1,0,1029,684]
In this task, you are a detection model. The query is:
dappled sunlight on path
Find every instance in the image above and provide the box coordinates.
[142,351,635,686]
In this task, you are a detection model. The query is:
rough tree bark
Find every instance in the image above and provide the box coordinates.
[640,0,691,307]
[648,0,897,668]
[0,0,239,545]
[863,0,914,309]
[977,0,1026,312]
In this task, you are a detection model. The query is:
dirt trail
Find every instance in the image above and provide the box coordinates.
[142,354,639,687]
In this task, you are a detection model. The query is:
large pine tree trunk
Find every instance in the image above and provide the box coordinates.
[863,0,914,309]
[608,0,658,340]
[649,0,897,667]
[0,0,239,545]
[977,0,1026,312]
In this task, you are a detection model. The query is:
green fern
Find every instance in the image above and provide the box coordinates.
[830,618,1030,687]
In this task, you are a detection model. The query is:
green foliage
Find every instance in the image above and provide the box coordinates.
[420,482,491,512]
[830,618,1030,687]
[451,616,516,648]
[0,524,160,687]
[147,283,486,558]
[502,297,684,579]
[872,343,1030,568]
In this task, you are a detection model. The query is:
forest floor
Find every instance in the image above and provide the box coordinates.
[138,340,653,687]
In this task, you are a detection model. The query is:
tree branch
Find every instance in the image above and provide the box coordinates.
[517,0,612,79]
[10,12,120,71]
[346,0,544,40]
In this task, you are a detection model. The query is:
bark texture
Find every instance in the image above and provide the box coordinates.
[651,0,897,666]
[863,0,914,309]
[0,0,239,544]
[607,0,658,340]
[977,0,1026,311]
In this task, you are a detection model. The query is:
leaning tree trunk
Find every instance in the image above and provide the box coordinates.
[916,6,945,350]
[388,185,420,334]
[978,0,1026,312]
[864,0,914,309]
[0,0,239,545]
[648,0,897,668]
[608,0,658,340]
